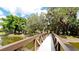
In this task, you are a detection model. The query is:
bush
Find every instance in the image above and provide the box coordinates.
[1,34,25,46]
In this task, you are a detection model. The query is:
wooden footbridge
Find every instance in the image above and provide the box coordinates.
[0,32,79,51]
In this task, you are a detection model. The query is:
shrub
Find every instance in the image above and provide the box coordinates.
[1,34,25,46]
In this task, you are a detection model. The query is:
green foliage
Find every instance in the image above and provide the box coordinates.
[46,7,79,35]
[1,34,25,46]
[0,15,27,34]
[1,7,79,36]
[0,12,47,36]
[26,13,47,35]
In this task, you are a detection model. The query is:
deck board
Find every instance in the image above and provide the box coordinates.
[38,34,55,51]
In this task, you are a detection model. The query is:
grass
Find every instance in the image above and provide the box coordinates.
[69,42,79,49]
[60,35,79,49]
[60,35,77,39]
[25,41,34,49]
[1,34,34,49]
[0,32,6,35]
[1,34,25,46]
[1,33,35,50]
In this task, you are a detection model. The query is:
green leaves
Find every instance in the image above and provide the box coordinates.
[1,15,27,34]
[26,13,47,34]
[46,7,79,35]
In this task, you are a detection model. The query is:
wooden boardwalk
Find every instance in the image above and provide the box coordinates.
[0,32,79,51]
[38,34,55,51]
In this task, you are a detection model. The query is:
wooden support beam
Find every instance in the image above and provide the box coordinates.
[40,36,44,42]
[36,39,41,46]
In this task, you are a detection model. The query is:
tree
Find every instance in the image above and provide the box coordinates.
[26,13,47,35]
[0,15,27,34]
[46,7,79,35]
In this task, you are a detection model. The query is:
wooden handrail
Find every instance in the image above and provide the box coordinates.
[53,33,71,51]
[0,33,47,51]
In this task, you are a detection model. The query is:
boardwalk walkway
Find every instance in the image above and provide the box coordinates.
[0,33,79,51]
[38,34,55,51]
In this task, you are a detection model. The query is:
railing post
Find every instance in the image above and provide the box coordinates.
[52,35,57,51]
[40,36,43,43]
[34,39,37,51]
[58,42,60,51]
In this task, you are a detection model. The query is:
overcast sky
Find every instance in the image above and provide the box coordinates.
[0,0,78,18]
[0,0,49,18]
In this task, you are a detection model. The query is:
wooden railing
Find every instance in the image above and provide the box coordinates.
[52,33,79,51]
[0,33,47,51]
[52,33,71,51]
[1,32,77,51]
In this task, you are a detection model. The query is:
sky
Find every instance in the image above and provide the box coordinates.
[0,0,79,18]
[0,0,48,18]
